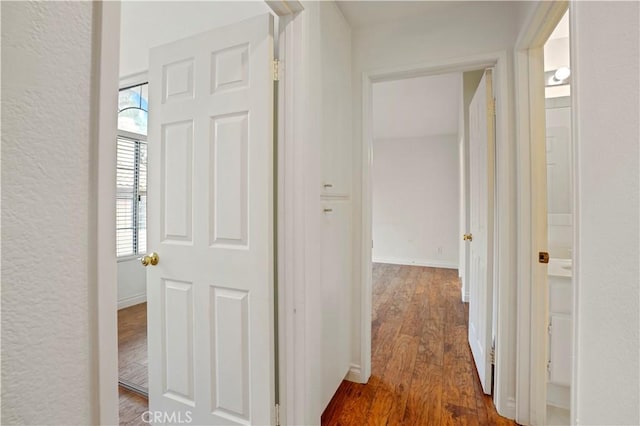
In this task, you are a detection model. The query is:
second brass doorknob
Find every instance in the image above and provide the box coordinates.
[140,252,159,267]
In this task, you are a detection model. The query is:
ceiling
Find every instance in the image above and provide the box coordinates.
[336,1,458,28]
[372,73,461,140]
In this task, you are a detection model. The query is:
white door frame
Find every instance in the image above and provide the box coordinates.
[94,2,307,424]
[359,51,518,419]
[513,2,573,425]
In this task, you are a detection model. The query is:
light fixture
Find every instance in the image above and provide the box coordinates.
[545,68,571,87]
[554,67,571,81]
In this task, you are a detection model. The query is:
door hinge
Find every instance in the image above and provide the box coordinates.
[273,59,280,81]
[489,97,496,117]
[275,403,280,426]
[490,344,495,365]
[548,320,552,334]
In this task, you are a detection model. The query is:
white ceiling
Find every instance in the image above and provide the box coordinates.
[372,73,461,140]
[336,1,459,28]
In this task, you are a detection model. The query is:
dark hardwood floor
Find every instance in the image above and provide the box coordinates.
[118,303,148,425]
[118,302,148,389]
[119,387,148,426]
[321,264,516,426]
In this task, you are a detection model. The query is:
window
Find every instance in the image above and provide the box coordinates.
[117,83,148,257]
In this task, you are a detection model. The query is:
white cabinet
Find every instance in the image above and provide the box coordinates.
[320,1,352,197]
[317,1,353,411]
[320,201,352,409]
[547,259,573,409]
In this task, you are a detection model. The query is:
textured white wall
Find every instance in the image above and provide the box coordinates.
[572,2,640,424]
[118,258,146,308]
[372,136,459,268]
[1,2,97,424]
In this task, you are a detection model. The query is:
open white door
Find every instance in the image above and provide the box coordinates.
[467,69,495,395]
[146,14,275,425]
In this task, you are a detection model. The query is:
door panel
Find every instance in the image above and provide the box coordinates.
[467,69,495,395]
[147,14,274,425]
[320,201,352,409]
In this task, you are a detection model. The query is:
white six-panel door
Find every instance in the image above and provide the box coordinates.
[467,69,495,395]
[146,14,275,425]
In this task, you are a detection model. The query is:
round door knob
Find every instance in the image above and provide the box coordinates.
[140,252,159,266]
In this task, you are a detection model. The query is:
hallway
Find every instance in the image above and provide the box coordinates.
[321,264,516,425]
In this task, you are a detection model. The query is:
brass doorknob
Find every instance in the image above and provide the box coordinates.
[463,233,473,241]
[140,252,159,266]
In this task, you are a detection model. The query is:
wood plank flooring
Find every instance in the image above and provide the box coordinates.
[118,302,148,389]
[321,264,517,426]
[118,303,148,425]
[119,387,148,426]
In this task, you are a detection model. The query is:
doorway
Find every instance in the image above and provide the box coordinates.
[514,2,574,425]
[542,9,573,426]
[352,51,516,420]
[108,2,282,424]
[115,79,150,407]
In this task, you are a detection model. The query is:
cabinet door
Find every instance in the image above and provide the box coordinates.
[549,314,572,386]
[320,1,351,197]
[320,201,352,409]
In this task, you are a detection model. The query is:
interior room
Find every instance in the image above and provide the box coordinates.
[542,10,573,426]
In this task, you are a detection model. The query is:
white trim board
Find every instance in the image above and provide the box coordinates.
[359,50,517,420]
[514,2,570,425]
[117,293,146,310]
[372,257,458,270]
[345,363,361,383]
[95,3,121,424]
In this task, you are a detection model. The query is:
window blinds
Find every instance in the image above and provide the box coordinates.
[116,137,147,257]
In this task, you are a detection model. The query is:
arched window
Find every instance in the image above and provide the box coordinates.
[118,83,148,135]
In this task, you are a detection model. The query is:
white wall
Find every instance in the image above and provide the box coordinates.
[572,2,640,424]
[120,1,271,77]
[545,101,572,259]
[2,2,98,423]
[372,136,459,268]
[350,3,532,415]
[117,259,146,309]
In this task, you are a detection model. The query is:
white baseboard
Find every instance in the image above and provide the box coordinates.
[547,383,570,410]
[496,396,517,421]
[345,363,363,383]
[372,256,458,270]
[118,293,146,310]
[461,286,469,303]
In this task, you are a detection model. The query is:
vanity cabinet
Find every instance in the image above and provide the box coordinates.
[547,259,573,409]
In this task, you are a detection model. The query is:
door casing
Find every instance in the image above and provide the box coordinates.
[93,2,308,424]
[360,51,517,419]
[513,1,575,425]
